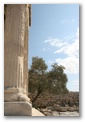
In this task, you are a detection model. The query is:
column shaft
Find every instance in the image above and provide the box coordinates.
[4,4,25,91]
[4,4,32,116]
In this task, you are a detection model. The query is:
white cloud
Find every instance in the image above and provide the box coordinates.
[44,27,79,74]
[54,28,79,57]
[67,80,79,91]
[54,38,79,58]
[44,38,67,48]
[56,28,79,74]
[63,35,75,41]
[55,56,79,74]
[54,46,66,53]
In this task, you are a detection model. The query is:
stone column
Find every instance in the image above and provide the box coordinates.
[4,4,32,116]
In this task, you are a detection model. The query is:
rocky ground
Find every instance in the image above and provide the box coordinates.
[30,92,79,116]
[38,108,79,116]
[32,107,79,116]
[52,111,79,116]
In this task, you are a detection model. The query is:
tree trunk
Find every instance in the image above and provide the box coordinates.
[32,89,42,103]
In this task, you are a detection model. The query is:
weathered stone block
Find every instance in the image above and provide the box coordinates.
[4,102,32,116]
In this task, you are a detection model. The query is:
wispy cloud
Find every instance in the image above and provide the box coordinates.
[44,38,67,48]
[63,35,75,41]
[55,28,79,74]
[60,18,75,25]
[55,36,79,58]
[72,18,75,23]
[60,19,68,24]
[42,47,50,51]
[44,27,79,74]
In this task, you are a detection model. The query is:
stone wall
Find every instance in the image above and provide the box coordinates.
[30,92,79,113]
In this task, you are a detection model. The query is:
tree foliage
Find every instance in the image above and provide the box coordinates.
[47,63,68,94]
[29,57,69,103]
[29,57,48,103]
[31,57,47,74]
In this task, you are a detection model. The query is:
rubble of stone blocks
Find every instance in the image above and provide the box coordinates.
[30,92,79,113]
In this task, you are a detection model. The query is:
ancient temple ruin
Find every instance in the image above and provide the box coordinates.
[4,4,32,116]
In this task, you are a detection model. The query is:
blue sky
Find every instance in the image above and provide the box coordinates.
[29,4,79,92]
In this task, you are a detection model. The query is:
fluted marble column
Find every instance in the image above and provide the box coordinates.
[4,4,32,116]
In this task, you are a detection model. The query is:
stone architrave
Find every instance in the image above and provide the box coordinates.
[4,4,32,116]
